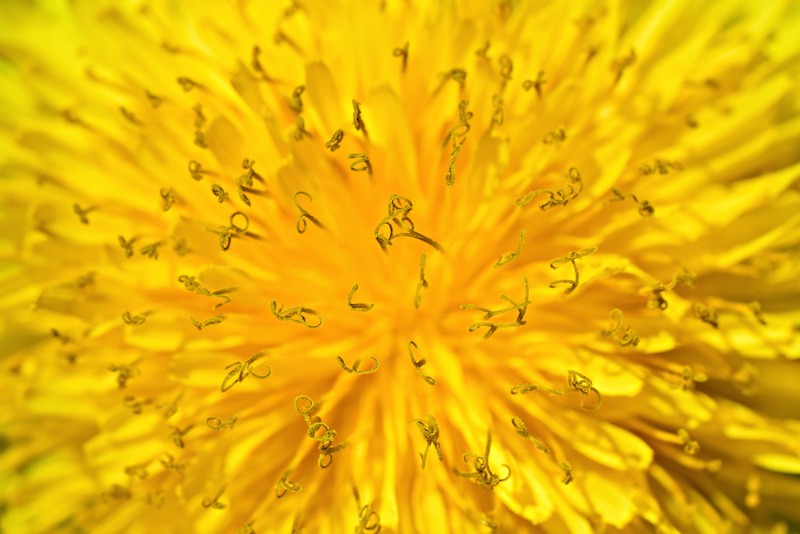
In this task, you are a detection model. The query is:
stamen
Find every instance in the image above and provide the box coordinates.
[749,301,767,325]
[352,100,368,139]
[211,184,229,203]
[288,85,305,113]
[122,311,147,326]
[515,167,583,209]
[206,416,238,430]
[475,41,490,59]
[124,464,148,479]
[414,253,428,309]
[609,186,654,217]
[445,140,464,186]
[275,470,301,498]
[293,191,325,233]
[442,99,473,150]
[672,365,708,391]
[335,355,380,375]
[157,393,182,419]
[118,236,137,258]
[292,115,311,140]
[236,159,267,206]
[177,77,200,91]
[108,360,140,388]
[220,352,273,392]
[51,328,71,345]
[75,272,96,288]
[647,282,669,310]
[522,70,547,96]
[491,95,504,127]
[194,130,208,149]
[374,195,443,252]
[270,300,323,328]
[73,204,95,224]
[146,90,163,108]
[188,160,208,181]
[160,453,186,474]
[453,432,511,490]
[548,247,597,294]
[567,370,602,410]
[693,303,719,328]
[510,383,564,396]
[119,107,139,124]
[160,188,176,211]
[355,503,381,534]
[558,461,573,484]
[511,416,550,453]
[494,230,525,268]
[347,284,375,312]
[168,424,193,448]
[123,395,153,415]
[676,428,699,455]
[408,340,436,385]
[295,394,348,468]
[202,487,226,509]
[178,275,237,310]
[498,54,513,82]
[192,104,206,129]
[140,241,165,260]
[189,315,225,330]
[600,308,640,347]
[543,127,566,144]
[411,415,444,468]
[612,49,636,84]
[393,41,409,71]
[461,277,530,336]
[441,68,467,89]
[251,46,276,81]
[325,129,344,152]
[349,153,372,175]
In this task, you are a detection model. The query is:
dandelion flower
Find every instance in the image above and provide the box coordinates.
[2,0,800,532]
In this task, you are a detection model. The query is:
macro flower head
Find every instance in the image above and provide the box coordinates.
[2,0,800,532]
